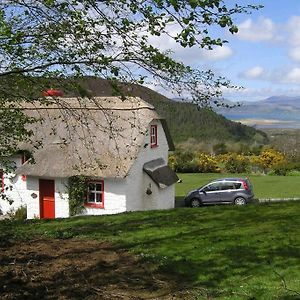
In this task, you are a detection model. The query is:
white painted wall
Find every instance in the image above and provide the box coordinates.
[0,155,29,215]
[27,176,128,218]
[82,178,127,216]
[1,120,175,219]
[126,120,175,211]
[26,177,70,219]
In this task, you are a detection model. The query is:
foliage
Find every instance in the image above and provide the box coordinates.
[264,128,300,161]
[195,152,220,173]
[1,202,300,299]
[257,148,286,171]
[170,150,197,173]
[222,153,249,173]
[270,160,300,176]
[0,1,260,97]
[7,205,27,220]
[170,150,219,173]
[68,176,87,216]
[212,142,228,155]
[0,1,262,163]
[150,100,269,145]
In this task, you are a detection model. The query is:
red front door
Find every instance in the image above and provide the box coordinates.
[39,179,55,219]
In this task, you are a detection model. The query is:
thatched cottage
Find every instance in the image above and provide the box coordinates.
[0,96,178,219]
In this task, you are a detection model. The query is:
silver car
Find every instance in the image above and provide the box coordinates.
[184,178,255,207]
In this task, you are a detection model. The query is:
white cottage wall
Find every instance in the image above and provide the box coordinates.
[82,178,127,216]
[126,120,175,211]
[26,177,69,219]
[0,155,29,215]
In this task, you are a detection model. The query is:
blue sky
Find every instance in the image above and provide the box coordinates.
[219,0,300,101]
[150,1,300,102]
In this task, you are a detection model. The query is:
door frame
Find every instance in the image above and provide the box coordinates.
[39,179,55,219]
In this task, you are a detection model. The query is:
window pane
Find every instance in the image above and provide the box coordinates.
[220,183,234,190]
[88,183,95,191]
[88,193,95,202]
[96,193,102,203]
[206,183,220,191]
[234,182,242,189]
[96,183,102,191]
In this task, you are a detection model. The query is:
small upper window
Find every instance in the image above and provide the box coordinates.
[150,125,158,148]
[0,170,4,192]
[85,181,104,208]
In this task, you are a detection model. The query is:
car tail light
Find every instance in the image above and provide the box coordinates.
[242,180,249,190]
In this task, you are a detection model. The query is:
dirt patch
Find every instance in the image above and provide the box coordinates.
[0,238,194,300]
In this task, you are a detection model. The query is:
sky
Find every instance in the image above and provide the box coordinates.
[150,0,300,102]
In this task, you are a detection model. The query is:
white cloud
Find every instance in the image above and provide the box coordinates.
[242,66,265,79]
[147,23,233,64]
[288,47,300,62]
[285,67,300,83]
[236,17,276,42]
[199,46,233,61]
[286,16,300,46]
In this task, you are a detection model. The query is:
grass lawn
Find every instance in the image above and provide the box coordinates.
[176,173,300,200]
[1,201,300,299]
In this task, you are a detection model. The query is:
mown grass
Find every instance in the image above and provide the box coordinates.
[176,173,300,199]
[1,201,300,299]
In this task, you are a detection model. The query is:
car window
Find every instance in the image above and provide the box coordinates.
[233,182,242,189]
[203,182,221,192]
[219,182,235,190]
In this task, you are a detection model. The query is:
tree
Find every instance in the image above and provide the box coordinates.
[0,0,261,158]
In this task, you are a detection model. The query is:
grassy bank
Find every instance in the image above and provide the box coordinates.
[1,201,300,299]
[176,173,300,199]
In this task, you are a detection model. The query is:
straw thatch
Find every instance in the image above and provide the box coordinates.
[16,96,173,178]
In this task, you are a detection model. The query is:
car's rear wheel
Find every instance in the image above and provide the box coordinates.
[190,198,201,208]
[234,197,246,205]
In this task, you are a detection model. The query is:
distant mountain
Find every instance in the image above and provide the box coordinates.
[70,77,268,145]
[258,96,300,108]
[217,96,300,129]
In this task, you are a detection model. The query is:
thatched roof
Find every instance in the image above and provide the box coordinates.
[16,96,174,178]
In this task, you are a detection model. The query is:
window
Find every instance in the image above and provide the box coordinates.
[0,170,3,192]
[150,125,158,148]
[203,183,221,192]
[85,181,104,208]
[220,182,235,191]
[21,152,29,181]
[233,182,242,189]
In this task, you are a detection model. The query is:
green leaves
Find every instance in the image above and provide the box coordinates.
[0,0,261,161]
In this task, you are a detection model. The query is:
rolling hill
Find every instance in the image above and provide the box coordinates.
[65,77,268,145]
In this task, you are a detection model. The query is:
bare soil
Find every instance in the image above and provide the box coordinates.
[0,238,194,300]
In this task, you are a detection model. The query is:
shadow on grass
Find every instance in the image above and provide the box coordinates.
[1,201,300,298]
[0,239,190,299]
[175,196,185,208]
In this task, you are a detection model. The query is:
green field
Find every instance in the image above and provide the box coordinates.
[1,201,300,299]
[176,173,300,200]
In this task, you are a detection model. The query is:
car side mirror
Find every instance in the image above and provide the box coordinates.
[201,190,206,195]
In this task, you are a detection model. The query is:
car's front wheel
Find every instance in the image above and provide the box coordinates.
[190,198,201,208]
[234,197,246,205]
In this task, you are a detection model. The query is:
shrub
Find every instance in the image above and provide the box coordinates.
[223,153,250,173]
[213,143,227,155]
[271,161,300,176]
[195,152,220,173]
[169,151,220,173]
[68,176,87,216]
[258,148,286,171]
[170,151,197,172]
[8,206,27,220]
